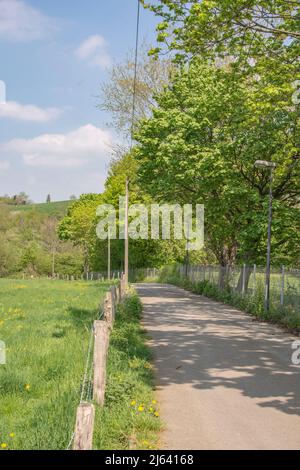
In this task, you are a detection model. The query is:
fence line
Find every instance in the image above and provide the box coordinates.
[10,268,160,282]
[176,264,300,314]
[70,274,127,451]
[121,265,299,314]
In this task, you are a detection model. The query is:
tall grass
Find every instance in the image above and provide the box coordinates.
[0,279,108,450]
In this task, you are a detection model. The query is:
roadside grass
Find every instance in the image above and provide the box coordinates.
[0,279,109,450]
[93,292,161,450]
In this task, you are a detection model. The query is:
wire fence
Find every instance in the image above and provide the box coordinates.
[123,264,300,315]
[66,276,126,450]
[177,264,300,314]
[13,271,124,282]
[66,296,104,450]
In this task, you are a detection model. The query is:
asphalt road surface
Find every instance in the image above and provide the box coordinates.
[135,283,300,450]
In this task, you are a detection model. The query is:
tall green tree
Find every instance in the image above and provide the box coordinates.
[143,0,300,64]
[134,59,300,266]
[58,194,103,273]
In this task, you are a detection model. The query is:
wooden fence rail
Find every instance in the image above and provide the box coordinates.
[73,274,127,450]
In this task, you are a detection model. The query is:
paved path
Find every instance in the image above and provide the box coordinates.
[135,283,300,450]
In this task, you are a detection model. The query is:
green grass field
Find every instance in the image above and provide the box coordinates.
[6,200,72,217]
[0,279,108,450]
[0,280,160,450]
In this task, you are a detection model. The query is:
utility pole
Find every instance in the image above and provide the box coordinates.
[124,177,129,286]
[107,232,111,281]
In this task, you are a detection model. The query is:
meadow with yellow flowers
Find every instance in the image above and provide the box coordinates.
[0,279,108,450]
[0,280,160,450]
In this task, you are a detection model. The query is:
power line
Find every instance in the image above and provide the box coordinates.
[130,0,141,149]
[125,0,141,284]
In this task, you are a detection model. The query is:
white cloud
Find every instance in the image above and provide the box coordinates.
[1,124,114,168]
[0,0,57,42]
[0,101,62,122]
[76,35,105,59]
[0,160,10,172]
[75,35,111,69]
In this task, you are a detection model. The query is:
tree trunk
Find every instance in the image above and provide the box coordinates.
[236,265,253,293]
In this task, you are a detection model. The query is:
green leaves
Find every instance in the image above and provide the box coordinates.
[134,58,300,266]
[143,0,300,68]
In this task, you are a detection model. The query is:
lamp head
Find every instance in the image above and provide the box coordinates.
[254,160,276,169]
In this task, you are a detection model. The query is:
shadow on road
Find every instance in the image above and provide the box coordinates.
[136,283,300,417]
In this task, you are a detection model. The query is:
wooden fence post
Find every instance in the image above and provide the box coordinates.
[73,402,95,450]
[115,283,120,303]
[112,284,118,308]
[93,321,110,406]
[104,291,113,325]
[110,288,115,323]
[120,273,126,298]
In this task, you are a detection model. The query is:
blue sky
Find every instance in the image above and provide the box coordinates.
[0,0,158,202]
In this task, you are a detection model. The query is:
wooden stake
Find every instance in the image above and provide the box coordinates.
[73,402,95,450]
[93,321,109,406]
[104,291,113,325]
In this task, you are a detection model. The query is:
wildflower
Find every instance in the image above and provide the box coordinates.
[149,407,154,412]
[24,384,30,391]
[9,433,15,438]
[154,411,159,417]
[1,443,7,449]
[138,406,144,412]
[152,400,157,405]
[130,400,136,406]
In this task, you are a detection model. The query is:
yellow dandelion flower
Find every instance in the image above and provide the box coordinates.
[1,443,7,449]
[138,406,144,412]
[9,433,15,438]
[130,400,136,406]
[152,400,157,405]
[149,407,154,412]
[154,411,159,417]
[24,384,30,391]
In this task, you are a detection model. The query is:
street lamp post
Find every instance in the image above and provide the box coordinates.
[124,177,129,287]
[254,160,276,311]
[107,232,111,281]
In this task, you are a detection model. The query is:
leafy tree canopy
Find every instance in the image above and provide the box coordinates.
[143,0,299,66]
[134,59,300,266]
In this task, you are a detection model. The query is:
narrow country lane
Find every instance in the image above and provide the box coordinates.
[135,283,300,450]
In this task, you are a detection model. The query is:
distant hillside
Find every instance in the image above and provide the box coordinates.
[7,200,73,218]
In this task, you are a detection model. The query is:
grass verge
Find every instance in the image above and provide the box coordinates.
[93,291,161,450]
[0,279,109,450]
